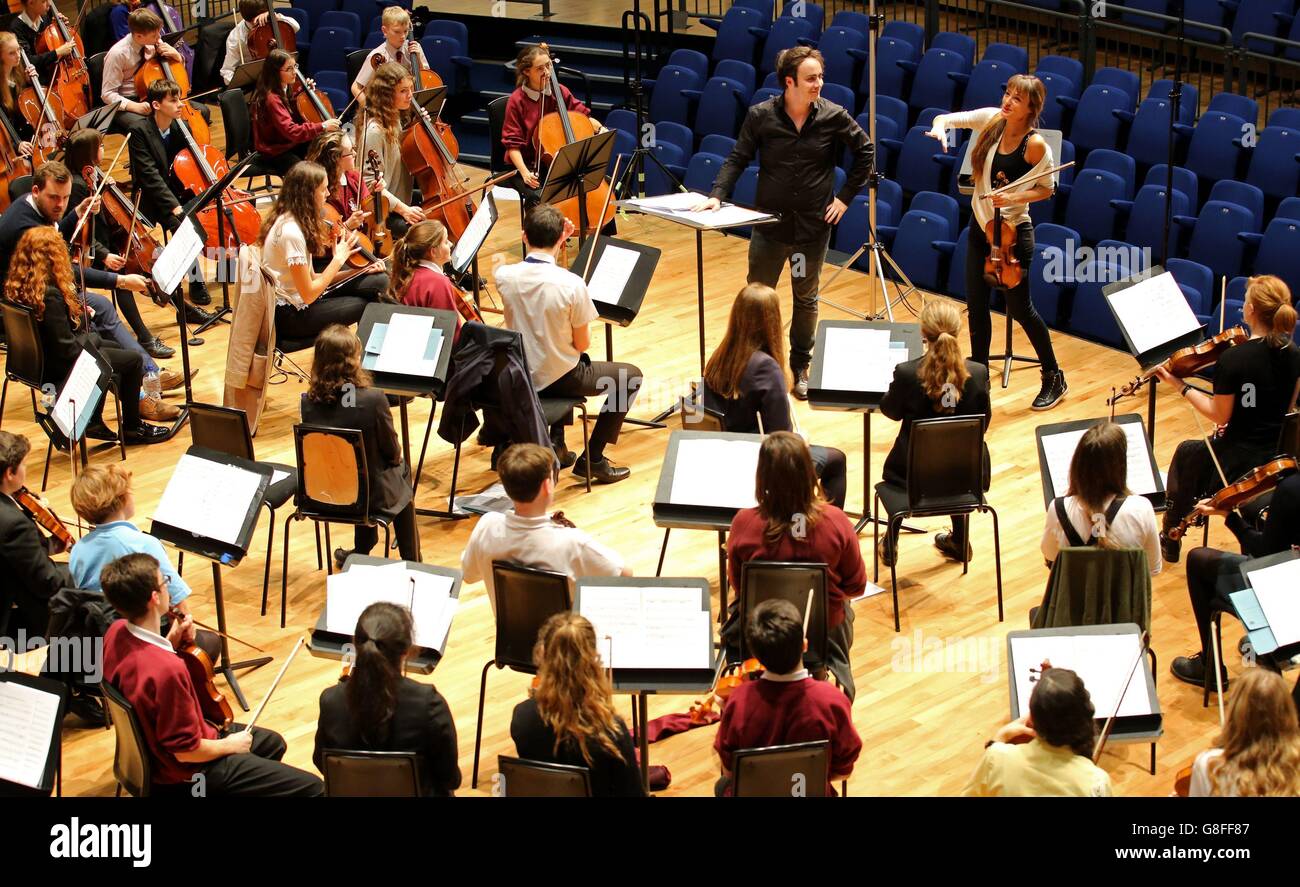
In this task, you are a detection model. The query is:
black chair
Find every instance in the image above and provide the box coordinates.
[281,424,391,627]
[471,560,572,789]
[496,756,592,797]
[486,94,525,250]
[7,174,32,203]
[1,302,126,489]
[101,681,152,797]
[732,740,830,798]
[188,402,306,616]
[346,48,370,95]
[218,88,277,192]
[320,749,422,797]
[737,561,831,675]
[1279,411,1300,458]
[872,415,1003,632]
[87,52,106,111]
[80,4,115,56]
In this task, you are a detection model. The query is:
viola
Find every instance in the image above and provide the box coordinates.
[169,114,261,249]
[1166,456,1299,541]
[35,9,90,129]
[689,658,762,724]
[292,68,335,126]
[133,42,210,146]
[174,634,235,730]
[363,148,393,257]
[321,204,381,271]
[14,486,74,553]
[246,3,296,61]
[982,206,1022,290]
[1109,326,1249,406]
[534,51,614,239]
[399,101,474,240]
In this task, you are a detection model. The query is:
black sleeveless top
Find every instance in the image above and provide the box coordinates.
[989,129,1036,192]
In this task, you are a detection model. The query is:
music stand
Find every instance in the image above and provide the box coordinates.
[0,671,67,797]
[228,57,274,91]
[450,190,498,314]
[540,129,617,253]
[415,86,448,120]
[74,102,118,136]
[41,344,111,465]
[1035,413,1165,511]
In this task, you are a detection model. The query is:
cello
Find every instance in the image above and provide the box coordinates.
[398,100,474,240]
[16,48,64,165]
[168,112,261,249]
[245,2,296,60]
[0,107,33,211]
[83,163,173,307]
[35,2,90,129]
[129,0,195,77]
[292,66,335,126]
[534,53,614,239]
[133,40,210,146]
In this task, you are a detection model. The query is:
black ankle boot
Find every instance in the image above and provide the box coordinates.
[1031,369,1067,410]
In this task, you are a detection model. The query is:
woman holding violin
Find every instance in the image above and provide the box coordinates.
[500,43,605,209]
[1156,275,1300,563]
[100,552,324,797]
[510,611,645,797]
[258,161,386,345]
[1184,668,1300,796]
[360,62,427,237]
[313,602,461,796]
[250,49,338,177]
[928,75,1066,412]
[305,130,373,229]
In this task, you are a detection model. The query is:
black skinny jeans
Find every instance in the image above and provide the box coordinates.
[965,221,1058,373]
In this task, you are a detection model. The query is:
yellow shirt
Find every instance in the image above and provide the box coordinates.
[962,738,1112,797]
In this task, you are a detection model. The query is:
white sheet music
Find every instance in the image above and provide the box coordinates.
[373,314,441,376]
[451,193,497,273]
[1105,271,1201,357]
[586,244,640,307]
[271,469,290,486]
[1010,633,1153,720]
[625,191,772,228]
[626,191,703,211]
[152,217,204,297]
[154,454,263,546]
[51,348,104,438]
[1039,418,1158,500]
[325,566,457,651]
[0,681,61,788]
[1247,558,1300,648]
[821,327,909,392]
[668,437,760,509]
[579,585,710,670]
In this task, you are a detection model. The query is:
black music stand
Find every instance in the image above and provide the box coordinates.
[415,85,448,120]
[150,445,274,711]
[1035,413,1165,511]
[450,191,498,315]
[540,129,617,254]
[228,57,274,91]
[39,343,111,467]
[75,103,118,136]
[0,671,67,798]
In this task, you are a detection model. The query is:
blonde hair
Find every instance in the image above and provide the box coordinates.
[0,32,28,116]
[1245,275,1297,349]
[70,463,132,525]
[365,62,412,145]
[388,220,447,303]
[1209,668,1300,796]
[380,5,410,28]
[704,284,789,399]
[972,73,1046,173]
[917,300,970,411]
[532,612,626,766]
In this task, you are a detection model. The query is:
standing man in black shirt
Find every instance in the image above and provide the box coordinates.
[694,46,873,399]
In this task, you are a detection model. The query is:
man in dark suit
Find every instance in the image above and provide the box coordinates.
[0,431,105,725]
[128,78,213,307]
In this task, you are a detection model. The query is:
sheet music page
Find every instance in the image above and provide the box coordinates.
[325,571,410,636]
[51,349,104,438]
[586,244,640,307]
[1039,418,1158,501]
[374,314,439,376]
[152,217,204,296]
[451,195,496,272]
[270,469,290,485]
[580,585,710,670]
[0,681,61,788]
[1010,634,1152,720]
[154,454,264,546]
[326,568,458,651]
[682,203,772,228]
[1105,272,1201,356]
[408,570,457,650]
[1248,559,1300,647]
[626,191,703,211]
[668,438,760,509]
[821,328,908,392]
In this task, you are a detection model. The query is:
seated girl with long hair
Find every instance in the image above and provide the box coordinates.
[1189,667,1300,796]
[250,49,340,177]
[387,220,463,344]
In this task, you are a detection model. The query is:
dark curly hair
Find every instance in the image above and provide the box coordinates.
[307,324,371,405]
[1029,667,1098,758]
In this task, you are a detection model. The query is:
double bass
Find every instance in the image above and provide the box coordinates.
[35,5,91,128]
[245,2,296,60]
[133,40,210,146]
[168,113,261,249]
[534,53,614,238]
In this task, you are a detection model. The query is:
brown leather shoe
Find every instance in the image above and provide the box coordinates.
[159,367,197,392]
[139,394,180,422]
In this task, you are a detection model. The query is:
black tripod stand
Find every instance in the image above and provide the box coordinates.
[614,0,683,202]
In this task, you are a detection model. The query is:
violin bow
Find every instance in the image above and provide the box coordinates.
[169,607,266,653]
[1092,630,1150,764]
[66,133,130,247]
[580,155,622,282]
[73,0,93,32]
[984,160,1074,200]
[243,637,304,732]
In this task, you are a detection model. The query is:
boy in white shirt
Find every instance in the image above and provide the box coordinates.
[350,5,429,107]
[461,443,630,613]
[220,0,302,85]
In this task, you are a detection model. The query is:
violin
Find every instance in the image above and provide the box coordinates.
[534,51,614,239]
[246,3,296,60]
[84,164,172,307]
[168,113,261,249]
[399,94,474,240]
[1166,456,1298,541]
[689,657,762,724]
[1109,326,1249,406]
[292,67,335,126]
[363,149,392,257]
[35,8,90,129]
[133,41,210,146]
[550,510,575,528]
[17,51,65,164]
[982,206,1022,290]
[321,204,381,271]
[174,633,235,729]
[14,485,75,553]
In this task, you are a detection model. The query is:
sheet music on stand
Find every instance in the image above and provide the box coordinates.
[567,234,660,326]
[1233,550,1300,655]
[1007,625,1159,724]
[325,561,459,653]
[575,577,716,687]
[1035,413,1164,509]
[666,434,760,510]
[151,447,270,552]
[362,313,443,377]
[450,191,498,275]
[0,672,66,793]
[1102,268,1205,368]
[821,327,910,393]
[50,345,110,441]
[621,191,777,229]
[152,214,205,296]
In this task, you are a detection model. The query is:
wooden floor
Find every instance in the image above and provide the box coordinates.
[4,148,1243,797]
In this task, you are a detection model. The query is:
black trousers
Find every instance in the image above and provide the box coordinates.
[197,725,323,797]
[539,355,643,461]
[965,221,1058,373]
[810,444,847,510]
[262,148,305,178]
[274,271,388,343]
[99,343,144,427]
[354,499,419,562]
[1162,437,1264,532]
[501,170,542,210]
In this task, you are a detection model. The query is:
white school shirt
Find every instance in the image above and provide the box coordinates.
[260,214,311,309]
[460,511,624,614]
[220,16,302,85]
[101,34,155,105]
[350,38,429,96]
[1040,494,1163,575]
[495,252,599,390]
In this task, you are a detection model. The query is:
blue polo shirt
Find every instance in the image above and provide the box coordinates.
[69,520,191,606]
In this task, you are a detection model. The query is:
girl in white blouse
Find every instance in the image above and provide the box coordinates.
[1188,668,1300,796]
[259,162,386,344]
[1040,421,1162,574]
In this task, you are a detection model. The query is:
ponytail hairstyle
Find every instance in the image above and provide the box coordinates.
[1027,667,1097,758]
[62,128,102,183]
[1066,422,1129,548]
[971,73,1046,174]
[345,602,413,746]
[387,220,447,302]
[1244,275,1296,349]
[916,300,970,412]
[532,612,626,766]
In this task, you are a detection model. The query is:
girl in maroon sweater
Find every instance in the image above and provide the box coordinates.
[388,220,462,344]
[251,49,340,177]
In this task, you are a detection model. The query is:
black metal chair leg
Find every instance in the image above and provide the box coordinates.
[261,504,276,617]
[41,437,53,491]
[314,522,322,569]
[872,492,881,584]
[579,406,591,492]
[324,523,333,574]
[177,551,184,577]
[111,385,126,462]
[889,513,904,632]
[471,659,495,789]
[656,528,670,576]
[281,511,295,629]
[989,505,1004,622]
